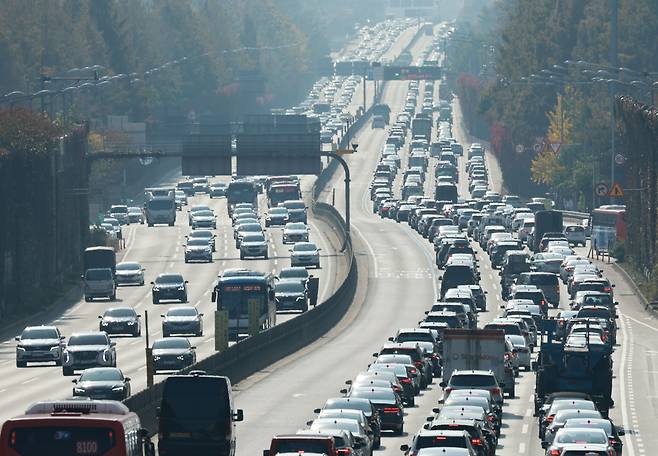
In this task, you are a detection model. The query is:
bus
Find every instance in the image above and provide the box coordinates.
[211,270,276,341]
[267,183,301,208]
[158,371,243,456]
[0,399,154,456]
[226,180,258,215]
[590,205,627,253]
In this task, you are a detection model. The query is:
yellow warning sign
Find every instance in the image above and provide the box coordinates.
[608,183,624,197]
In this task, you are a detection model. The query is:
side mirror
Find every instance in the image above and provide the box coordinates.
[263,451,271,456]
[532,361,538,371]
[136,315,141,318]
[400,444,410,452]
[184,280,189,284]
[345,380,353,385]
[190,346,197,350]
[234,409,244,422]
[110,341,117,347]
[423,423,430,430]
[439,381,447,388]
[60,335,66,339]
[426,416,433,422]
[438,276,443,281]
[616,426,625,436]
[432,407,441,413]
[313,408,321,414]
[211,291,217,301]
[125,377,131,382]
[98,315,103,319]
[388,337,394,341]
[160,314,165,318]
[150,281,154,285]
[498,271,502,276]
[339,388,348,394]
[614,301,619,306]
[199,313,204,317]
[612,284,616,288]
[72,379,78,384]
[182,244,186,248]
[14,336,20,341]
[372,352,379,357]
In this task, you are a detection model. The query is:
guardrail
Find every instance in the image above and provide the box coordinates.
[560,210,589,220]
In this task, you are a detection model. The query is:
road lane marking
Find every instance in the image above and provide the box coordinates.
[518,443,526,453]
[619,315,637,456]
[352,224,379,278]
[624,314,658,332]
[521,423,528,434]
[21,377,36,385]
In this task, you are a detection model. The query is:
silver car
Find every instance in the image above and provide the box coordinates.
[62,332,116,376]
[15,326,65,367]
[162,306,203,337]
[83,268,116,302]
[240,233,268,259]
[115,261,145,286]
[282,222,309,244]
[290,242,321,268]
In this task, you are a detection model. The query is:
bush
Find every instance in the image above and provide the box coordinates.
[611,240,626,262]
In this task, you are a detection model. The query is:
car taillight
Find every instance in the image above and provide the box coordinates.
[336,449,351,455]
[504,353,510,361]
[383,407,400,414]
[609,437,617,446]
[558,319,565,327]
[486,415,494,422]
[541,300,546,307]
[444,387,453,394]
[491,387,500,396]
[546,415,554,423]
[604,287,612,293]
[471,438,482,446]
[549,450,560,456]
[400,378,412,383]
[410,368,418,374]
[414,361,423,368]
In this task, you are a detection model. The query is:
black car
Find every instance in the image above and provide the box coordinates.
[348,387,404,435]
[275,279,309,312]
[161,306,203,337]
[72,367,131,400]
[98,307,141,337]
[152,337,196,373]
[152,273,188,304]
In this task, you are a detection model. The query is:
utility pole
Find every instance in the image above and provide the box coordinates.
[609,0,618,195]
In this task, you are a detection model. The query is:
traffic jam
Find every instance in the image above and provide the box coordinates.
[263,35,621,456]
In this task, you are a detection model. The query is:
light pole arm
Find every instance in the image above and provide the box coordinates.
[320,151,351,248]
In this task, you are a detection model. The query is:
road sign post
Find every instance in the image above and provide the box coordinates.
[595,182,609,197]
[608,183,624,197]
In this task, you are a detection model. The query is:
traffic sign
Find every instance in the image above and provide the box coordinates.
[382,65,442,80]
[615,154,626,165]
[533,143,542,153]
[549,142,561,155]
[608,183,624,197]
[595,182,609,197]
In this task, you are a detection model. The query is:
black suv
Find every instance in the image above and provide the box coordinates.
[151,273,188,304]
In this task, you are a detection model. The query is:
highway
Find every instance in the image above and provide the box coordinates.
[235,23,654,456]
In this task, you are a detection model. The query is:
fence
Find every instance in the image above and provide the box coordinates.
[0,117,89,321]
[617,96,658,276]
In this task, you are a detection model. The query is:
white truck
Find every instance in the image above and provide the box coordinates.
[144,187,176,227]
[441,329,515,397]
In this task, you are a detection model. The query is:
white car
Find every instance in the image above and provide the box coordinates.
[506,334,531,370]
[290,242,321,269]
[564,225,587,246]
[283,222,310,244]
[240,233,268,260]
[115,262,145,286]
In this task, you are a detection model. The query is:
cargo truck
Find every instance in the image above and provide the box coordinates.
[441,329,515,397]
[532,210,564,252]
[144,187,176,227]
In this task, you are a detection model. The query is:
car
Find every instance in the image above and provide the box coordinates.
[240,233,269,259]
[109,205,129,225]
[275,279,309,312]
[376,343,433,387]
[544,426,608,451]
[191,209,217,229]
[127,206,144,224]
[186,229,216,252]
[564,224,587,246]
[265,207,290,226]
[102,217,122,238]
[505,334,531,370]
[72,367,131,400]
[283,222,310,244]
[151,337,196,373]
[83,267,116,302]
[316,408,380,450]
[442,370,504,406]
[187,205,212,226]
[563,417,624,455]
[151,273,188,304]
[98,307,141,336]
[62,332,117,376]
[174,190,187,210]
[161,306,203,337]
[348,387,404,435]
[279,200,307,223]
[401,429,477,456]
[184,238,213,263]
[290,242,321,268]
[318,397,382,448]
[540,399,598,439]
[309,418,372,455]
[278,266,311,287]
[209,182,228,198]
[115,261,145,286]
[15,325,65,367]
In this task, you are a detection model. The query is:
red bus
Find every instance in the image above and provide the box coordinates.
[590,205,626,253]
[1,400,154,456]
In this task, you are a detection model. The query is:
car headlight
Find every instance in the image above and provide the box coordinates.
[127,321,135,326]
[16,346,25,352]
[178,285,185,290]
[50,346,60,351]
[101,321,109,326]
[153,355,161,361]
[102,350,110,361]
[176,355,187,361]
[73,387,86,394]
[111,386,124,391]
[153,286,160,291]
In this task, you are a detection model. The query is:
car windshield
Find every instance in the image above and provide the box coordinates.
[284,201,305,209]
[350,389,396,402]
[270,208,288,215]
[128,207,141,214]
[79,369,123,382]
[555,429,607,444]
[110,206,127,213]
[189,231,212,238]
[85,269,111,280]
[167,308,197,317]
[397,332,434,343]
[294,244,317,252]
[22,328,58,339]
[287,223,307,230]
[156,274,183,284]
[243,234,265,242]
[276,281,304,293]
[68,334,108,346]
[188,238,209,246]
[104,308,135,318]
[239,224,261,232]
[194,210,214,217]
[116,262,140,271]
[153,338,189,349]
[450,374,496,387]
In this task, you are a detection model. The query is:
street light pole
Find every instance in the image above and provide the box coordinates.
[609,0,619,192]
[320,151,352,249]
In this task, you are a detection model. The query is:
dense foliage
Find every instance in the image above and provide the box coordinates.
[451,0,658,208]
